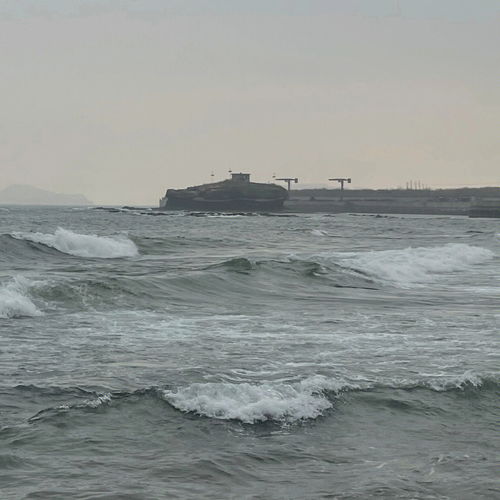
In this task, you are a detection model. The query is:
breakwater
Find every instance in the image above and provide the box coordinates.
[283,187,500,216]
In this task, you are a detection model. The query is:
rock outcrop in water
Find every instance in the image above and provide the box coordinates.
[160,173,287,211]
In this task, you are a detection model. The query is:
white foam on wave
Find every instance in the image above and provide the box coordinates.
[334,243,494,286]
[163,372,496,423]
[54,393,112,413]
[311,229,328,237]
[0,276,42,319]
[418,371,496,392]
[12,227,138,258]
[364,371,498,393]
[81,393,112,408]
[163,375,355,423]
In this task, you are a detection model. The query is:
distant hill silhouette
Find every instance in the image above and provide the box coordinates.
[0,185,92,206]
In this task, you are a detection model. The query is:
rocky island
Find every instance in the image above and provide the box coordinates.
[160,173,288,211]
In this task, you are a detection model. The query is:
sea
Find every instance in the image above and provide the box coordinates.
[0,206,498,500]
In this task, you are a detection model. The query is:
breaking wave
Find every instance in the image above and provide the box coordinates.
[29,393,113,422]
[162,376,356,424]
[18,371,499,426]
[0,276,42,319]
[11,227,138,258]
[311,229,328,236]
[386,371,499,392]
[332,243,494,286]
[163,372,499,423]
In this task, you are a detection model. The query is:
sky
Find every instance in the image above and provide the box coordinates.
[1,0,499,204]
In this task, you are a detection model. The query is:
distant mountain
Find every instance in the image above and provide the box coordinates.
[0,184,93,206]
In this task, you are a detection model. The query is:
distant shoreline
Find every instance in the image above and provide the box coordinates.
[0,184,92,206]
[154,186,500,217]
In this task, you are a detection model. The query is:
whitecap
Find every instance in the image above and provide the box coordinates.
[0,276,42,319]
[163,375,356,424]
[332,243,494,286]
[370,371,498,393]
[421,371,494,392]
[311,229,328,237]
[81,393,112,408]
[12,227,138,258]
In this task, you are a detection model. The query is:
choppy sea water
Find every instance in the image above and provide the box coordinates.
[0,206,498,500]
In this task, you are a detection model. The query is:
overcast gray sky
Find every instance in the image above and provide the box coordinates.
[1,0,498,204]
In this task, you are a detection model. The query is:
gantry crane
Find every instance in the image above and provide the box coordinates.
[275,177,298,192]
[328,178,351,201]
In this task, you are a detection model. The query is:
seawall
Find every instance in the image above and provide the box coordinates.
[282,188,500,216]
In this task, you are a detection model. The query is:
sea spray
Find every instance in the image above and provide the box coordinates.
[162,371,500,425]
[0,276,42,318]
[12,227,138,258]
[162,375,358,423]
[324,243,494,286]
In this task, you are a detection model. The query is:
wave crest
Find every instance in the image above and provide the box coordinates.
[163,372,498,423]
[162,376,354,423]
[11,227,138,258]
[20,372,499,426]
[0,276,42,319]
[335,243,494,286]
[395,371,498,392]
